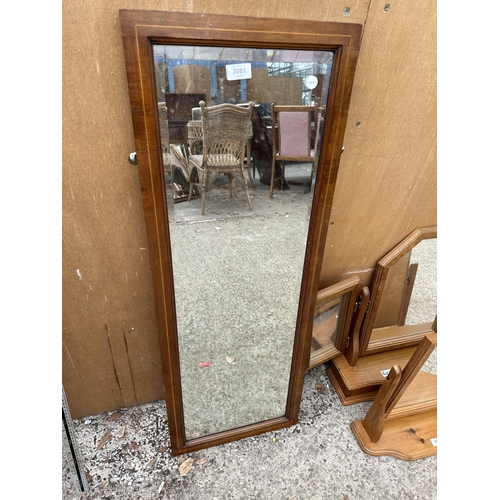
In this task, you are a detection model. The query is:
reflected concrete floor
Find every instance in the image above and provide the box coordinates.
[168,168,314,439]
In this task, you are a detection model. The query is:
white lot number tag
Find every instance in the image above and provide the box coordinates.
[226,63,252,81]
[380,369,391,377]
[430,438,437,447]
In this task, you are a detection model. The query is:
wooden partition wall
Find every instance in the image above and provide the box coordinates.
[62,0,436,418]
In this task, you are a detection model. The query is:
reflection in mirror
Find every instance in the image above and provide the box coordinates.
[373,239,437,329]
[360,227,437,355]
[157,104,192,202]
[405,239,437,325]
[153,45,334,439]
[374,238,437,328]
[308,276,360,370]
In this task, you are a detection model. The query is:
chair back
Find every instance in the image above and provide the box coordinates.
[278,111,310,157]
[200,100,254,167]
[272,104,319,159]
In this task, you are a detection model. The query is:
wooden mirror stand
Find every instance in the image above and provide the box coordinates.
[350,333,437,460]
[359,226,437,356]
[324,226,437,405]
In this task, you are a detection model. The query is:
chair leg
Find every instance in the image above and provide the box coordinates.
[227,174,236,198]
[280,162,285,192]
[188,168,199,201]
[242,178,253,211]
[200,170,208,215]
[201,191,206,215]
[244,187,253,210]
[245,141,255,188]
[246,165,255,188]
[236,166,253,211]
[269,156,276,198]
[306,163,315,193]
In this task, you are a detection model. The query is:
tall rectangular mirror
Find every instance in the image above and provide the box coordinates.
[120,10,361,455]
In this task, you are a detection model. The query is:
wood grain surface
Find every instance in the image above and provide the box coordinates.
[62,0,436,418]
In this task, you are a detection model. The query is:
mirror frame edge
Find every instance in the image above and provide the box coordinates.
[119,9,362,456]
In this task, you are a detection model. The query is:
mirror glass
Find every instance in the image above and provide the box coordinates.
[152,44,334,439]
[404,238,437,325]
[361,229,437,356]
[373,238,437,329]
[308,276,361,369]
[310,295,342,365]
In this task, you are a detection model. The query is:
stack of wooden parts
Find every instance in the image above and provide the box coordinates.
[312,227,437,460]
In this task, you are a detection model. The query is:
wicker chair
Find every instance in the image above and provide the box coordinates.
[188,100,255,215]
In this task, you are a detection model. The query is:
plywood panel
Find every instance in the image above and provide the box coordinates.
[171,0,371,25]
[285,77,303,105]
[65,0,438,418]
[320,0,437,289]
[246,70,303,105]
[216,66,240,103]
[246,68,271,103]
[62,0,171,418]
[173,65,211,97]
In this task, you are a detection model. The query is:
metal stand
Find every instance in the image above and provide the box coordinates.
[62,386,89,494]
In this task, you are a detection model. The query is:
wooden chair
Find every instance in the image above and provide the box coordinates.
[350,333,437,460]
[269,104,321,198]
[188,101,255,215]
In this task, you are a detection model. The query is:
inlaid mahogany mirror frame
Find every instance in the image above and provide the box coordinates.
[359,226,437,356]
[119,9,361,455]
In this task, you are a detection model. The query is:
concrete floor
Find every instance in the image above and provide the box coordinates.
[62,359,436,499]
[62,170,437,499]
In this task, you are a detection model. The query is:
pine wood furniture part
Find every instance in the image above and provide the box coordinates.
[343,286,370,367]
[350,333,437,460]
[359,226,437,356]
[326,315,436,405]
[326,344,420,405]
[308,276,360,370]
